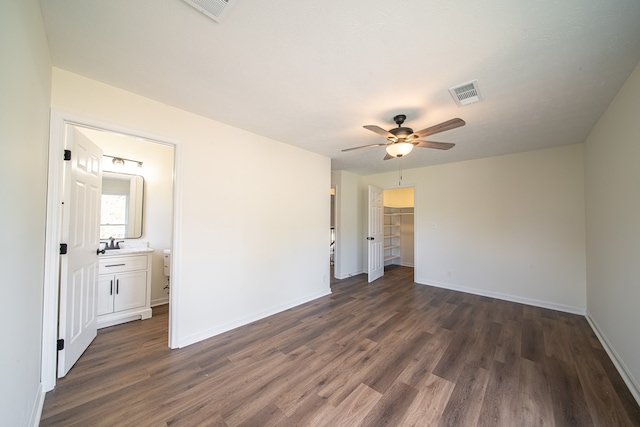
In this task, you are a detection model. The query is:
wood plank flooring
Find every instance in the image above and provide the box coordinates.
[41,266,640,426]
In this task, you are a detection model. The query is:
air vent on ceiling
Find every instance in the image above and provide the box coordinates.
[449,80,482,106]
[182,0,237,23]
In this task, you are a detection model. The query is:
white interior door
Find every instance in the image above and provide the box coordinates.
[58,126,103,377]
[367,185,384,283]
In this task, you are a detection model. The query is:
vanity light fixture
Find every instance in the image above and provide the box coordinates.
[104,154,143,168]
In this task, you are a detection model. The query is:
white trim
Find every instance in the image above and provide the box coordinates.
[415,278,586,315]
[586,311,640,405]
[177,289,331,348]
[335,270,365,280]
[151,297,170,307]
[42,109,182,390]
[168,138,183,349]
[29,384,45,427]
[42,111,66,392]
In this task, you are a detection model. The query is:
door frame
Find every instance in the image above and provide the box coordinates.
[382,185,416,269]
[330,185,338,277]
[41,109,183,391]
[364,184,417,281]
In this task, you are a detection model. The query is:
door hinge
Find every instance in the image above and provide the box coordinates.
[63,150,71,161]
[59,243,68,255]
[57,339,64,351]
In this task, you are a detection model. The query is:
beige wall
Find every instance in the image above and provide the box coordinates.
[0,0,51,425]
[331,170,364,278]
[52,68,331,347]
[383,187,414,207]
[364,144,587,312]
[585,61,640,400]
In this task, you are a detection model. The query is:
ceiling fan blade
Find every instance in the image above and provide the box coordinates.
[383,153,394,160]
[415,141,456,150]
[412,118,465,139]
[342,142,390,152]
[363,125,397,140]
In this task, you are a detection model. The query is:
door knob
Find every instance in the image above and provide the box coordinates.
[97,248,106,255]
[367,237,375,240]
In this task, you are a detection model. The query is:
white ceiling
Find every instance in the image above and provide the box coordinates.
[40,0,640,175]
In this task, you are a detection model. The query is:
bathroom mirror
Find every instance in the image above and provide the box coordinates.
[100,172,144,239]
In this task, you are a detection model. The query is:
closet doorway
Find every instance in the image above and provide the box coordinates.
[383,187,414,269]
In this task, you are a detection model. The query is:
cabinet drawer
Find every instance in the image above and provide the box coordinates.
[99,255,148,274]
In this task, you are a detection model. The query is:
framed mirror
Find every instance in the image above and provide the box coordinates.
[100,171,144,239]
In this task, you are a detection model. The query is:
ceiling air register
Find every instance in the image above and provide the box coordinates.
[449,80,482,106]
[182,0,237,23]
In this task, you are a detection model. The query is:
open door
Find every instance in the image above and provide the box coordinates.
[367,185,384,282]
[58,126,103,377]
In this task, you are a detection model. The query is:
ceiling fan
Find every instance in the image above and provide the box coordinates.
[342,114,466,160]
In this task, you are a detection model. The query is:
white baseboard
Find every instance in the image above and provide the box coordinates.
[585,311,640,406]
[415,278,585,315]
[177,288,332,348]
[151,297,169,307]
[31,383,45,427]
[335,270,364,280]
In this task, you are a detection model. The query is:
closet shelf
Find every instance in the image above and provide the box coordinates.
[384,205,413,266]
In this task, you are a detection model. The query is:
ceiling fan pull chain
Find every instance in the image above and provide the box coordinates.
[399,157,403,186]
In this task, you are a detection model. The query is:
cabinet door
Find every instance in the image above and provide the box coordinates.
[97,275,115,316]
[114,271,147,313]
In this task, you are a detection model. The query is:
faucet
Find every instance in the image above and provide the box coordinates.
[105,237,120,250]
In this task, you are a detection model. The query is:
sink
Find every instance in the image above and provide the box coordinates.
[100,247,154,256]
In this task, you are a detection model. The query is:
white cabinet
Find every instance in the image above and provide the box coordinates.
[98,251,152,328]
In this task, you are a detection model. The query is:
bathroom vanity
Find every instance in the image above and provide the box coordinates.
[97,248,153,328]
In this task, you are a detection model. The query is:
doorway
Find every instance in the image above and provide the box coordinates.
[330,186,336,281]
[366,185,416,283]
[383,187,415,268]
[79,126,174,308]
[42,110,182,391]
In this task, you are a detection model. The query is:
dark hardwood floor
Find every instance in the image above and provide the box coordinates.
[41,266,640,426]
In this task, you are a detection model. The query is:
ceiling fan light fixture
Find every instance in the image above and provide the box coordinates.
[386,142,414,158]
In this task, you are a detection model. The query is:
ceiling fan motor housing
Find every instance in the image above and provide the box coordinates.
[389,127,414,140]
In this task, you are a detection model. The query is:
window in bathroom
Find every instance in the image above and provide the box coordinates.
[100,194,128,239]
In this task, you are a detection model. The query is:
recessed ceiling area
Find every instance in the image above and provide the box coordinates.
[39,0,640,175]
